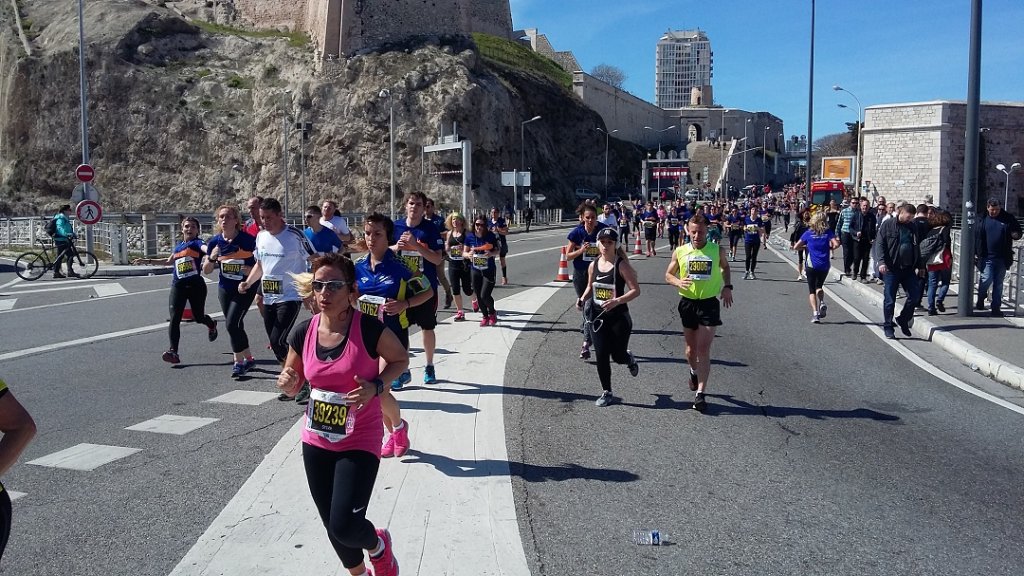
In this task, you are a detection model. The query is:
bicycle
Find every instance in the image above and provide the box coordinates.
[15,237,99,281]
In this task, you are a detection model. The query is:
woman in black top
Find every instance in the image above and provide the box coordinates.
[444,213,475,321]
[790,210,811,280]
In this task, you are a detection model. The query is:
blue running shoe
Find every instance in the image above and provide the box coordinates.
[423,364,437,384]
[391,370,411,391]
[231,362,245,378]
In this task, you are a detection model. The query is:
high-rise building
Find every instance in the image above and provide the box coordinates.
[655,29,713,109]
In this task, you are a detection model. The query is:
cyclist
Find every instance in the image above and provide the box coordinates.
[52,204,79,279]
[203,205,259,377]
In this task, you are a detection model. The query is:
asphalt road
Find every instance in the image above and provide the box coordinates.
[2,225,1024,575]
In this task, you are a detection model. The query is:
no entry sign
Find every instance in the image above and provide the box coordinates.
[76,164,95,183]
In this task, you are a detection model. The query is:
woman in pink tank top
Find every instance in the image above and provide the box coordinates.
[276,253,408,576]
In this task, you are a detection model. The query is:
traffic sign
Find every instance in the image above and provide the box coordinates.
[501,171,531,187]
[76,164,95,183]
[76,200,102,225]
[523,193,546,203]
[71,183,99,203]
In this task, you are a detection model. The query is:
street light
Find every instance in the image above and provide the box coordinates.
[519,115,542,213]
[643,125,677,155]
[833,85,863,194]
[763,125,770,183]
[595,127,619,194]
[720,109,731,198]
[379,89,396,219]
[744,118,751,183]
[996,162,1022,207]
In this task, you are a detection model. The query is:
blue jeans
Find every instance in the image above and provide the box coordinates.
[977,258,1008,310]
[882,267,922,330]
[927,268,951,311]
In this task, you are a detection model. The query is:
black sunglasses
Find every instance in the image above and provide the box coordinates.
[311,280,350,293]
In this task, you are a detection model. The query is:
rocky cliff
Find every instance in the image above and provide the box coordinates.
[0,0,641,216]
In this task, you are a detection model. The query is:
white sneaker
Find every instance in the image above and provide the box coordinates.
[743,272,751,279]
[750,271,757,280]
[812,313,820,323]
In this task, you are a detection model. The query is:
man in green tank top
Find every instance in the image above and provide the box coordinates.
[664,213,734,412]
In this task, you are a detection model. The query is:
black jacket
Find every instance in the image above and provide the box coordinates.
[859,210,877,243]
[975,210,1022,264]
[875,217,921,271]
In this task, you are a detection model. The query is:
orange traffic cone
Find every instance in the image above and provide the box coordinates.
[182,302,194,322]
[633,235,643,255]
[555,247,571,282]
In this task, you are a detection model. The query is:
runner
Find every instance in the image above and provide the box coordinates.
[641,202,659,257]
[444,212,475,321]
[277,253,405,576]
[761,203,774,248]
[664,213,734,412]
[666,204,681,250]
[303,205,344,255]
[790,209,811,280]
[617,205,631,248]
[793,212,840,323]
[202,205,259,378]
[726,206,744,262]
[134,217,219,364]
[488,207,510,286]
[243,196,265,317]
[391,192,445,385]
[742,206,765,279]
[0,377,36,561]
[240,198,315,402]
[355,213,434,456]
[577,228,640,407]
[465,216,501,326]
[565,202,608,359]
[425,198,454,308]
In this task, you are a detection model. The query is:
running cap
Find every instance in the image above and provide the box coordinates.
[596,228,618,242]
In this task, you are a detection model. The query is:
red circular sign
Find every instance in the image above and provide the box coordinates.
[76,200,102,225]
[76,164,95,183]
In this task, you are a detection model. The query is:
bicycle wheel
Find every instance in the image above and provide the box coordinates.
[15,252,48,281]
[74,251,99,279]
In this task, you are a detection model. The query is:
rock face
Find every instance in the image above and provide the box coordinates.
[0,0,641,216]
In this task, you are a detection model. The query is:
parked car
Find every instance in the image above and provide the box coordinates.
[574,189,600,202]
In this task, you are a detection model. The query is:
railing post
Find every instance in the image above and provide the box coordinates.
[142,213,158,256]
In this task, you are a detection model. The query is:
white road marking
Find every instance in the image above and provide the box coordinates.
[205,391,282,406]
[8,491,26,501]
[27,443,141,471]
[94,283,128,297]
[2,282,112,294]
[125,415,220,435]
[0,286,173,316]
[0,299,15,311]
[0,277,23,290]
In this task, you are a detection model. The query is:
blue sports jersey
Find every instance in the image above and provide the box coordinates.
[392,218,444,289]
[355,250,428,335]
[743,216,763,245]
[206,231,257,290]
[466,231,499,273]
[566,223,607,271]
[170,238,206,285]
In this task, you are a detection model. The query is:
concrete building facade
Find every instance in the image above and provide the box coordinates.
[862,101,1024,213]
[655,29,713,109]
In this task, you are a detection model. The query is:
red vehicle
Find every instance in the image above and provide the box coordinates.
[809,180,849,215]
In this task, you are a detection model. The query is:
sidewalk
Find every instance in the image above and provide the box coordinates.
[766,235,1024,391]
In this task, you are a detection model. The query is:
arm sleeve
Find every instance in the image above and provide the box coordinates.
[288,318,313,359]
[360,314,384,360]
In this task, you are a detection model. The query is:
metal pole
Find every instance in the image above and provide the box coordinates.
[604,130,609,193]
[389,98,396,220]
[300,121,307,213]
[958,0,982,317]
[805,0,815,197]
[78,0,94,254]
[282,115,290,220]
[518,124,524,214]
[743,120,748,184]
[764,127,769,183]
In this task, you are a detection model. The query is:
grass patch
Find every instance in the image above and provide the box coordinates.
[472,33,572,90]
[196,68,212,78]
[192,20,309,49]
[225,74,253,89]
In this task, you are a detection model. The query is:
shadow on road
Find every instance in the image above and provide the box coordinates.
[401,449,641,482]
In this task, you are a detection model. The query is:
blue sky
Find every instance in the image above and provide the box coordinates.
[510,0,1024,143]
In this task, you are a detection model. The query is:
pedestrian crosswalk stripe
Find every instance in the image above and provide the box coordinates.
[27,443,141,471]
[205,390,282,406]
[125,414,219,435]
[94,283,128,297]
[0,299,15,311]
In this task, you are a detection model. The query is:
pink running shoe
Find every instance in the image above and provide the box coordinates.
[392,420,410,457]
[453,310,465,321]
[370,528,399,576]
[488,314,498,326]
[472,300,479,312]
[480,316,489,327]
[381,433,396,458]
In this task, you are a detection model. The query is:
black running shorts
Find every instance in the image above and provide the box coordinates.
[805,267,828,293]
[644,226,657,241]
[677,297,722,330]
[408,292,438,330]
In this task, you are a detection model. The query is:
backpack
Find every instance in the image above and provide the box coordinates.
[44,216,58,237]
[919,226,948,262]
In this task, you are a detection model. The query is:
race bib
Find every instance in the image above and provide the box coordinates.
[686,255,713,281]
[669,217,679,226]
[593,281,615,306]
[305,389,353,443]
[472,255,489,270]
[400,250,423,272]
[745,224,759,234]
[262,275,283,295]
[357,294,386,320]
[175,257,197,280]
[220,259,244,281]
[582,246,600,262]
[643,220,656,229]
[448,245,464,261]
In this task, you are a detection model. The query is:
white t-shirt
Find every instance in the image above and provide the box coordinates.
[597,213,617,227]
[320,215,351,236]
[255,226,314,304]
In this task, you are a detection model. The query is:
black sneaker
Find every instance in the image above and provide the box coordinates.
[936,302,945,312]
[207,320,218,342]
[595,391,615,407]
[692,393,707,412]
[294,382,311,405]
[627,351,639,377]
[688,369,698,391]
[896,317,913,337]
[53,272,66,279]
[444,292,453,309]
[67,271,81,278]
[975,300,986,310]
[161,350,180,364]
[884,328,896,340]
[992,309,1005,318]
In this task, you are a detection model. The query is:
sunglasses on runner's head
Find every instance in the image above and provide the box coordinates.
[311,280,350,293]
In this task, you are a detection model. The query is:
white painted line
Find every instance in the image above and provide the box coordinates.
[7,490,26,501]
[766,242,1024,416]
[94,283,128,297]
[125,414,220,435]
[27,443,141,471]
[205,390,282,406]
[0,285,173,316]
[0,277,23,290]
[0,299,15,311]
[168,286,563,576]
[3,282,111,294]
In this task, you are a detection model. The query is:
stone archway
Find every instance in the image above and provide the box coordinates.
[688,123,703,143]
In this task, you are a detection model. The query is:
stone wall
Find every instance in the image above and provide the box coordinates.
[862,101,1024,213]
[234,0,308,30]
[572,71,669,147]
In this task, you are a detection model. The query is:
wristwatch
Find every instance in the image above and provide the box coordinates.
[723,284,734,290]
[372,378,385,396]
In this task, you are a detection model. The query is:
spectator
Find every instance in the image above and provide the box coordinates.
[835,197,862,277]
[854,198,877,283]
[524,207,535,232]
[51,204,78,279]
[875,204,922,339]
[975,198,1023,316]
[922,209,953,315]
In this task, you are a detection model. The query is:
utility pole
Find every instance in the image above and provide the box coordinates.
[958,0,983,317]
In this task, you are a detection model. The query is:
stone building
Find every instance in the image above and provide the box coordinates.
[862,101,1024,213]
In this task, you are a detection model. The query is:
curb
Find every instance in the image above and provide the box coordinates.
[94,267,173,278]
[766,236,1024,392]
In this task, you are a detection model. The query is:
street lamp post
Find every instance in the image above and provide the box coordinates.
[834,85,863,194]
[743,118,751,184]
[763,125,770,183]
[379,89,395,219]
[996,162,1022,207]
[595,127,619,195]
[519,115,542,214]
[720,109,731,199]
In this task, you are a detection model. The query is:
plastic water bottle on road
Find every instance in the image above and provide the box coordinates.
[632,529,665,545]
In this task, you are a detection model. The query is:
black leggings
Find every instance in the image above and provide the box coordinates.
[572,269,593,344]
[302,445,380,569]
[592,310,632,392]
[729,231,742,250]
[447,262,473,297]
[218,285,258,354]
[168,277,216,351]
[744,242,761,273]
[0,485,10,562]
[263,301,301,362]
[668,227,680,249]
[471,267,496,316]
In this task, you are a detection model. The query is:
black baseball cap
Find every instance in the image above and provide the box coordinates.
[596,228,618,242]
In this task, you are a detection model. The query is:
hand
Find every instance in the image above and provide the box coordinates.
[878,264,888,276]
[346,376,378,409]
[575,298,584,310]
[581,242,591,251]
[237,280,248,294]
[677,277,694,290]
[601,297,621,311]
[396,232,417,251]
[276,367,302,397]
[383,299,407,315]
[209,245,221,260]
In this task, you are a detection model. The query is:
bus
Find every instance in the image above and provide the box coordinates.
[809,180,849,215]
